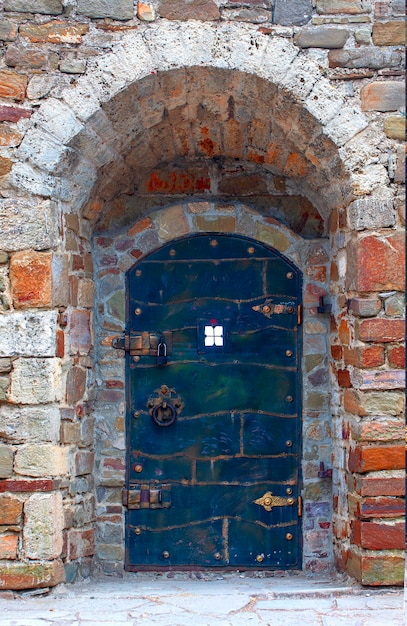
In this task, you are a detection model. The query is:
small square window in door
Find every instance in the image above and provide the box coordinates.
[197,320,230,353]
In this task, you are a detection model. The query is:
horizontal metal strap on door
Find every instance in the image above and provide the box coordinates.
[122,485,171,509]
[112,332,173,356]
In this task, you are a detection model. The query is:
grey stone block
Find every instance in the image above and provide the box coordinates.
[4,0,62,14]
[294,27,349,48]
[273,0,312,26]
[77,0,134,20]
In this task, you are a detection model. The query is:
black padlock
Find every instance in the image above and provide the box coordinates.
[157,338,167,366]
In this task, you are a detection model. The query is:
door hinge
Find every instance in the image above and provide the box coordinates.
[122,485,171,509]
[298,495,303,517]
[297,305,302,326]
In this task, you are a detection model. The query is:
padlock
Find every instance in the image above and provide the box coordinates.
[157,338,167,366]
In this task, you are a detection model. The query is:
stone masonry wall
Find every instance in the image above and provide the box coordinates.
[0,0,404,588]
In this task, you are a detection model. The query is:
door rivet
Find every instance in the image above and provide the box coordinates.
[286,488,293,495]
[161,385,169,394]
[162,551,170,559]
[286,395,293,403]
[133,411,140,418]
[286,440,293,447]
[287,306,295,313]
[214,552,221,561]
[135,308,142,316]
[133,356,140,362]
[169,249,176,257]
[135,527,142,535]
[287,498,295,505]
[210,239,218,247]
[135,270,142,277]
[286,533,293,541]
[256,554,264,563]
[286,272,294,279]
[248,247,255,254]
[285,350,293,357]
[135,464,143,473]
[262,305,271,314]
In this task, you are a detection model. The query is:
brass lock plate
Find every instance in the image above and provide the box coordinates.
[254,491,295,512]
[112,332,173,356]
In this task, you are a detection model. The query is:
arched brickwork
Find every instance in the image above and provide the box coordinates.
[0,18,404,589]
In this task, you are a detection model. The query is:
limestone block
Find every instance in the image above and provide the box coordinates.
[325,106,368,146]
[373,21,405,46]
[9,358,61,405]
[10,162,56,198]
[348,194,395,230]
[138,3,155,21]
[0,377,9,401]
[36,98,83,145]
[316,0,366,13]
[274,0,312,25]
[4,0,63,14]
[18,129,73,175]
[0,404,60,444]
[59,59,87,75]
[0,311,57,358]
[305,78,344,126]
[14,443,67,477]
[77,0,134,20]
[0,560,65,590]
[0,443,13,479]
[23,492,64,559]
[0,198,58,251]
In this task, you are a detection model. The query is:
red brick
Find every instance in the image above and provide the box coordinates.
[331,345,343,361]
[0,104,31,122]
[97,389,124,403]
[354,475,405,497]
[348,445,405,473]
[56,330,64,358]
[337,369,352,388]
[352,520,405,550]
[67,528,94,560]
[338,319,351,345]
[348,297,381,317]
[344,346,384,368]
[0,560,65,590]
[349,234,405,292]
[360,497,405,519]
[357,318,404,343]
[10,251,52,308]
[0,156,12,175]
[0,535,18,560]
[0,70,27,100]
[127,217,153,237]
[69,310,91,355]
[346,550,404,586]
[0,495,22,524]
[0,479,57,493]
[65,366,86,405]
[387,345,405,369]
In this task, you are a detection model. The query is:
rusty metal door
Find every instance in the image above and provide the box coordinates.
[123,234,302,569]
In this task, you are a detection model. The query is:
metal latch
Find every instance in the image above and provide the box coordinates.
[122,484,171,509]
[112,332,173,356]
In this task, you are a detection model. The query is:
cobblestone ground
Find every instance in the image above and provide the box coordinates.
[0,572,404,626]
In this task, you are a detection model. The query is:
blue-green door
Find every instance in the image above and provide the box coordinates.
[124,234,302,569]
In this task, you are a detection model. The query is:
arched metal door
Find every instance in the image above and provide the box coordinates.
[122,234,302,569]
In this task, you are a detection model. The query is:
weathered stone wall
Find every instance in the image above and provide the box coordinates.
[0,0,404,588]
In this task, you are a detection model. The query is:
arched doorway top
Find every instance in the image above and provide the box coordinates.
[10,21,379,232]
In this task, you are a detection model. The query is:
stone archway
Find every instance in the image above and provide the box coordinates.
[1,21,403,588]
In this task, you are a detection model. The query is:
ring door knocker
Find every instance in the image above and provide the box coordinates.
[147,385,184,428]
